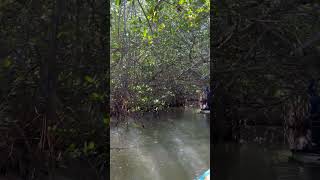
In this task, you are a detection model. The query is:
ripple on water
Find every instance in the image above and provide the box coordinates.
[110,109,210,180]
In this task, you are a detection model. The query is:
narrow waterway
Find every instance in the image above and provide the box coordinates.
[110,108,210,180]
[110,108,320,180]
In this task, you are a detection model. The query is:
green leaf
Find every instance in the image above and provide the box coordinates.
[204,0,210,6]
[68,143,76,151]
[91,92,99,98]
[83,141,88,154]
[103,117,110,126]
[179,0,185,5]
[3,57,12,68]
[143,28,148,38]
[115,0,121,6]
[158,23,165,31]
[88,141,95,150]
[84,75,94,83]
[90,92,103,101]
[57,32,65,38]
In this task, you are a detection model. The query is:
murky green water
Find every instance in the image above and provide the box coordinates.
[213,142,320,180]
[110,108,320,180]
[110,108,210,180]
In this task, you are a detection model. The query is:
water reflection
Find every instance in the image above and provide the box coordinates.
[110,108,210,180]
[213,142,320,180]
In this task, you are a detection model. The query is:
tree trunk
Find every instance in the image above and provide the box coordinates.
[40,0,62,178]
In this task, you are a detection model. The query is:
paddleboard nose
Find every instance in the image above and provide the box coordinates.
[197,169,210,180]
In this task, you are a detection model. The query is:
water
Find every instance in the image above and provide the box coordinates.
[213,142,320,180]
[111,108,320,180]
[110,108,210,180]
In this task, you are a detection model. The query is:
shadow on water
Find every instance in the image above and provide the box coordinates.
[213,142,320,180]
[110,108,210,180]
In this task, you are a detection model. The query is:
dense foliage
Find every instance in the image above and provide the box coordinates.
[212,0,320,142]
[111,0,210,115]
[0,0,108,179]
